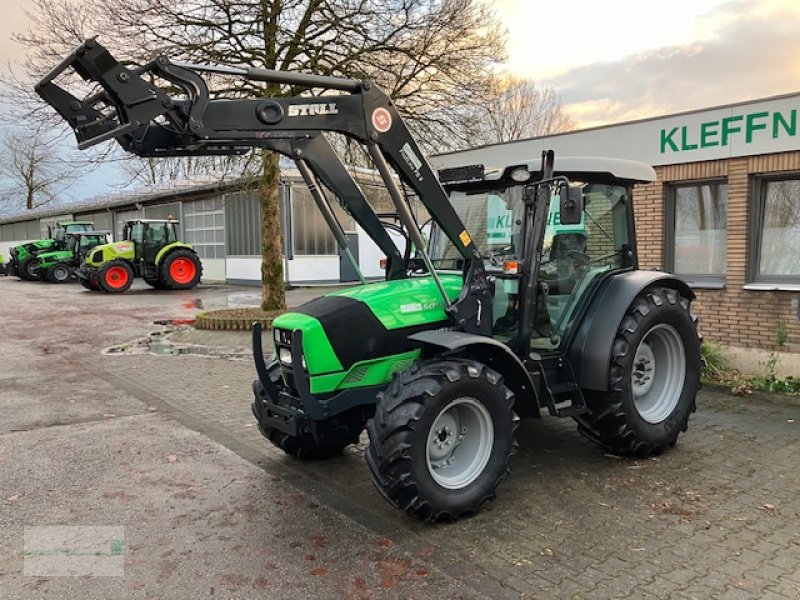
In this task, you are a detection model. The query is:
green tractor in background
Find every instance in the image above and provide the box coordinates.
[77,218,202,293]
[32,230,111,283]
[5,221,95,281]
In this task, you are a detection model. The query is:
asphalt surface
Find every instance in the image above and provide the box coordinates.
[1,276,799,599]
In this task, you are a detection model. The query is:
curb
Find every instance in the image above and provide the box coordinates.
[195,312,279,331]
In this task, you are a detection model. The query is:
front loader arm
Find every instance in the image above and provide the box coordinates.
[36,38,492,334]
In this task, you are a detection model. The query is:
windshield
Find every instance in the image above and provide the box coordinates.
[429,186,525,271]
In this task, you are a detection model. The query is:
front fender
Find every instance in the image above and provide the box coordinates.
[408,330,540,417]
[568,270,694,391]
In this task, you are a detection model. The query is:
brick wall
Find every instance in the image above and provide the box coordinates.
[633,151,800,353]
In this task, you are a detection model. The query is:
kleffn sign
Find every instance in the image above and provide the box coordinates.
[661,109,796,154]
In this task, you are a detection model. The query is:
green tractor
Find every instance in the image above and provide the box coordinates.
[40,40,701,523]
[76,219,202,293]
[6,221,95,280]
[31,230,111,283]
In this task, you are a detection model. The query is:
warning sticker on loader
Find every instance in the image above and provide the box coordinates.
[459,230,472,247]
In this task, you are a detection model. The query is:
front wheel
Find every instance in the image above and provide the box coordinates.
[19,257,40,281]
[366,359,517,522]
[252,365,366,460]
[79,277,100,291]
[98,260,134,293]
[47,263,71,283]
[576,286,701,458]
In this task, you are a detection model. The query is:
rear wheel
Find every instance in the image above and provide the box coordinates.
[575,286,701,458]
[98,260,133,293]
[366,359,517,522]
[160,250,202,290]
[19,257,40,281]
[47,263,71,283]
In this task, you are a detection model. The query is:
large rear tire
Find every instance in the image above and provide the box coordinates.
[366,358,517,522]
[160,249,202,290]
[575,286,701,458]
[98,260,134,293]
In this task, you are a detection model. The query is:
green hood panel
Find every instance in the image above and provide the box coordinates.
[37,250,72,265]
[327,274,463,329]
[271,312,344,374]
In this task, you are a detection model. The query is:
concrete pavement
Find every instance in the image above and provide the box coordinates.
[1,277,799,599]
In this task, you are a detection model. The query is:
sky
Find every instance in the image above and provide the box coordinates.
[1,0,800,204]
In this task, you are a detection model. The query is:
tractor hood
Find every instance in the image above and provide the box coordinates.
[85,241,135,266]
[271,274,463,380]
[37,249,72,264]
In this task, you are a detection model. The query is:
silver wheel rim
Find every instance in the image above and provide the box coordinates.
[631,323,686,424]
[53,267,68,281]
[26,262,38,277]
[426,397,493,490]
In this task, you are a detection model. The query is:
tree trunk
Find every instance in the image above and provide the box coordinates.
[259,150,286,311]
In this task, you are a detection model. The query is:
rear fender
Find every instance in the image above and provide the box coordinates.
[408,330,540,418]
[568,270,694,391]
[155,243,194,266]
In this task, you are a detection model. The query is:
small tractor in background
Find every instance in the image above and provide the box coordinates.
[32,230,111,283]
[77,218,202,293]
[5,221,96,280]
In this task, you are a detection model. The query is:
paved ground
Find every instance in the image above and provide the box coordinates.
[1,277,799,599]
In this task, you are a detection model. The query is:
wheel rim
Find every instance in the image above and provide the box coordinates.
[26,261,38,277]
[169,257,196,285]
[631,323,686,424]
[105,266,129,289]
[426,397,493,490]
[53,266,68,281]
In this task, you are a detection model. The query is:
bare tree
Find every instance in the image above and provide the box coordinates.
[0,125,77,210]
[12,0,506,310]
[464,75,574,146]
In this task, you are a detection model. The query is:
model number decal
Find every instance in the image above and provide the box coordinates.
[286,103,339,117]
[399,142,423,182]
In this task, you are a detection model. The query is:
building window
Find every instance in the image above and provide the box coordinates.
[666,181,728,285]
[751,176,800,283]
[291,184,354,256]
[184,197,225,259]
[225,191,262,256]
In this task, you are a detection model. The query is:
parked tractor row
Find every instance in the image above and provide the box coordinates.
[2,218,202,293]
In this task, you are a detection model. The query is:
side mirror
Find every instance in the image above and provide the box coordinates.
[559,186,583,225]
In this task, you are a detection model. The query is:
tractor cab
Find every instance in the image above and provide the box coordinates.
[68,231,111,261]
[433,157,652,353]
[50,221,95,246]
[123,219,180,264]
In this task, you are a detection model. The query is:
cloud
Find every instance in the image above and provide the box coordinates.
[545,0,800,127]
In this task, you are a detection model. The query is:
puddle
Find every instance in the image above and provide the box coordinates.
[225,291,262,308]
[103,326,252,360]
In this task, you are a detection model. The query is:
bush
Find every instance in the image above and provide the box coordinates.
[700,341,728,380]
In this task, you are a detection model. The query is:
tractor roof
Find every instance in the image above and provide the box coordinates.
[125,219,180,224]
[71,230,111,236]
[442,156,656,186]
[493,156,655,183]
[58,220,94,225]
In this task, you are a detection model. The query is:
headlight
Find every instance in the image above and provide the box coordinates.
[279,347,292,365]
[278,347,306,369]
